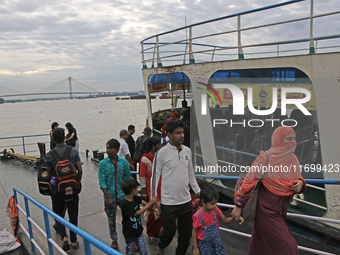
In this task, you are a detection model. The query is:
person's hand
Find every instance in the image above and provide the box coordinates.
[291,180,304,193]
[149,196,158,205]
[231,206,242,221]
[154,208,160,215]
[107,197,115,208]
[130,164,135,171]
[238,216,245,224]
[193,248,200,255]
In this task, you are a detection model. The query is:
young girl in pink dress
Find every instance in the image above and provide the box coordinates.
[192,187,244,255]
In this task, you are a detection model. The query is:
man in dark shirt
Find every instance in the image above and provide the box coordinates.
[126,125,136,162]
[46,128,82,251]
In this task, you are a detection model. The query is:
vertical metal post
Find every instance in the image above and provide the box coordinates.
[68,77,73,99]
[141,43,147,69]
[211,46,216,62]
[24,197,36,254]
[83,239,92,255]
[238,15,244,60]
[22,137,26,155]
[183,42,188,65]
[277,44,280,57]
[156,36,162,67]
[43,211,54,255]
[152,46,156,68]
[189,26,195,63]
[309,0,315,54]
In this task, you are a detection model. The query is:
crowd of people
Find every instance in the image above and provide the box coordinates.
[46,117,305,255]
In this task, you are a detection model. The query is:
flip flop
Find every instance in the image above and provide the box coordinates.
[62,241,70,251]
[71,242,79,249]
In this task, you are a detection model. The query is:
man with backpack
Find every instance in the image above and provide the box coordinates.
[46,128,83,251]
[133,127,151,165]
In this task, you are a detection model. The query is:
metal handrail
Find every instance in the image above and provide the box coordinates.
[217,202,339,254]
[194,174,340,185]
[141,0,340,68]
[0,134,49,155]
[14,188,122,255]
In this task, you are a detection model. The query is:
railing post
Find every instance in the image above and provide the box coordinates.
[211,46,216,62]
[84,239,92,255]
[24,197,36,254]
[309,0,315,54]
[152,46,156,68]
[43,211,54,255]
[277,44,280,57]
[156,36,162,67]
[237,15,244,60]
[189,26,195,63]
[22,137,26,155]
[141,43,147,69]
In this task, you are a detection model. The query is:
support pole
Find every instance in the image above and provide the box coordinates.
[68,77,73,99]
[309,0,315,54]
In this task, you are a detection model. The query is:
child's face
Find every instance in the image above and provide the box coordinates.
[132,187,139,196]
[203,199,218,212]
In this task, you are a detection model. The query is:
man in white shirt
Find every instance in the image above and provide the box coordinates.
[117,129,135,171]
[151,119,200,255]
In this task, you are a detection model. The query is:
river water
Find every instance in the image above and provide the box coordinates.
[0,97,172,155]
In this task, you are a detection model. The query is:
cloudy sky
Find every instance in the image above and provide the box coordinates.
[0,0,338,95]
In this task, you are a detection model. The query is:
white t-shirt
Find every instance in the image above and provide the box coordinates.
[117,138,131,159]
[151,143,200,205]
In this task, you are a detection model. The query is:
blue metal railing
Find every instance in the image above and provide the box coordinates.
[194,174,340,185]
[13,188,122,255]
[0,134,49,155]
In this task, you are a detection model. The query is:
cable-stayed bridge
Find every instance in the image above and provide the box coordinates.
[0,77,111,98]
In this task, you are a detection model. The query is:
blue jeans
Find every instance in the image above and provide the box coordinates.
[104,200,122,241]
[125,235,148,255]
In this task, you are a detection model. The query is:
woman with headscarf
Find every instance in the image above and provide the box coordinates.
[232,126,306,255]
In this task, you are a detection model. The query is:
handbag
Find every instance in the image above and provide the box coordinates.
[234,154,269,220]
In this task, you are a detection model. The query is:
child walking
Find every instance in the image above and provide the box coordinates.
[121,178,158,255]
[192,186,244,255]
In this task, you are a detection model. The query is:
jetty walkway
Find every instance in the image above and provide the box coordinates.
[1,152,339,255]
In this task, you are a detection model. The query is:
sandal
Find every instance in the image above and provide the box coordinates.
[62,241,70,251]
[155,246,164,255]
[71,242,79,249]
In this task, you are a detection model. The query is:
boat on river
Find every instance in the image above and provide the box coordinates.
[140,0,340,251]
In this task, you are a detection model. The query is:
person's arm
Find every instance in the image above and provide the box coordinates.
[98,162,114,207]
[101,188,114,207]
[291,179,306,193]
[139,157,147,195]
[76,161,83,182]
[150,151,162,199]
[188,152,200,195]
[219,214,244,224]
[192,227,200,255]
[125,154,135,170]
[123,159,133,179]
[46,166,52,178]
[135,196,157,216]
[65,132,75,142]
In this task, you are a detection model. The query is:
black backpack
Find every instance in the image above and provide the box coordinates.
[38,167,51,195]
[50,146,79,202]
[133,136,148,162]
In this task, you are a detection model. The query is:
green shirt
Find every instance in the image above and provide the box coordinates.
[98,156,132,202]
